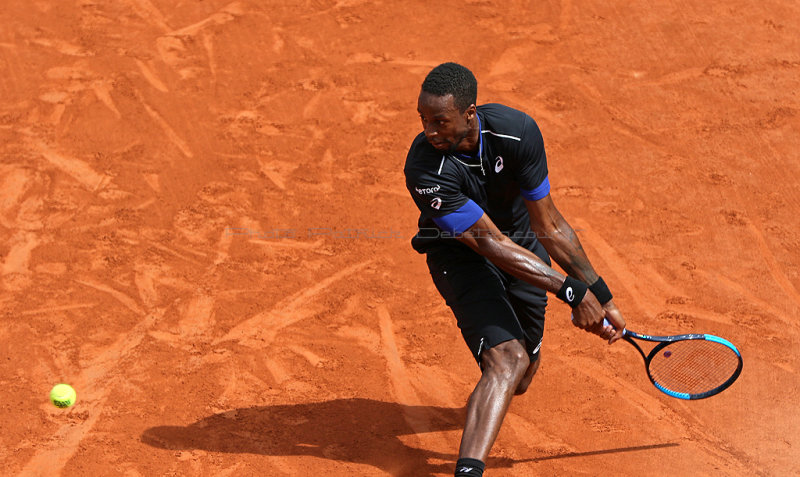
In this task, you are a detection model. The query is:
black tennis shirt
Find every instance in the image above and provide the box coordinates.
[404,103,550,253]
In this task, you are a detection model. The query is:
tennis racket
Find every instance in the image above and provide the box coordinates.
[606,319,743,400]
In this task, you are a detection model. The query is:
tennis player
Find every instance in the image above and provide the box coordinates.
[404,62,627,477]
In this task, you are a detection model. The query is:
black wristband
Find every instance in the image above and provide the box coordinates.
[455,458,485,476]
[589,276,613,305]
[556,276,588,308]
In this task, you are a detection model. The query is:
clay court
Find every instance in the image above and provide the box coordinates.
[1,0,798,475]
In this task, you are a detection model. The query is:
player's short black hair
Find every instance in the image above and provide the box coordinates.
[421,62,477,112]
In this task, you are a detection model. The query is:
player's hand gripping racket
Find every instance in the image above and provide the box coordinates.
[605,319,743,400]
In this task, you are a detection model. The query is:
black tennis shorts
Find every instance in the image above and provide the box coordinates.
[426,240,550,366]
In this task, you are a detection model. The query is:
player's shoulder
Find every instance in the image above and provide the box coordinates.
[478,103,536,138]
[479,102,527,119]
[404,132,443,177]
[407,131,434,156]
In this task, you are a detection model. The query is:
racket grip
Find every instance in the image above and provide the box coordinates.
[571,315,613,328]
[603,318,628,336]
[571,315,626,335]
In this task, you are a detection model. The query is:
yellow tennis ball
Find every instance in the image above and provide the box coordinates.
[50,384,77,408]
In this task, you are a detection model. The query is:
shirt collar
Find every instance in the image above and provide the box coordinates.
[454,113,483,162]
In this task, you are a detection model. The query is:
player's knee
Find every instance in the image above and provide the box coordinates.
[481,341,530,383]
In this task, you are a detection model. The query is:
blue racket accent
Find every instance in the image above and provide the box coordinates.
[653,382,691,400]
[703,334,741,356]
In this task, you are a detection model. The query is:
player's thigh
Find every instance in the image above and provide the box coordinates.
[426,246,500,305]
[506,279,547,359]
[426,248,526,365]
[504,239,550,360]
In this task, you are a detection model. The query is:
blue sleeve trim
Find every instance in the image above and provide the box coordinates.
[432,200,484,235]
[520,176,550,201]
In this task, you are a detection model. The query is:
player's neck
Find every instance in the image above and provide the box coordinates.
[454,117,481,156]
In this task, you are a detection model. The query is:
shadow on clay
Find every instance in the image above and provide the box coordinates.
[140,398,680,475]
[142,398,463,476]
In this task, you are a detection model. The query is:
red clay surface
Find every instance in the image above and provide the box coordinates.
[1,1,799,475]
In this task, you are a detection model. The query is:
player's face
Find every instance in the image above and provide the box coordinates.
[417,92,476,154]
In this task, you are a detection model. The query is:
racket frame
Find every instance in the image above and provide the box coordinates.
[622,329,743,400]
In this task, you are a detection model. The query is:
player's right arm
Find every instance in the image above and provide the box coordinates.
[452,211,610,338]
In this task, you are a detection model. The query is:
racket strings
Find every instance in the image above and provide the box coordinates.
[648,340,740,394]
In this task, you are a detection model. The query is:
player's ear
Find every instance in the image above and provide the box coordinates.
[464,104,477,120]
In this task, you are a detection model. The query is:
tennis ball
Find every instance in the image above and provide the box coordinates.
[50,384,77,408]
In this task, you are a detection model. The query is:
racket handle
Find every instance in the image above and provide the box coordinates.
[604,318,628,336]
[571,315,626,335]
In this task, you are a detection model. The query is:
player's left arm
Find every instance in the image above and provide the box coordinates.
[524,194,595,282]
[525,194,626,340]
[514,112,624,339]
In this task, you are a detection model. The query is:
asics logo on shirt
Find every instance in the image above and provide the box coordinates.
[415,184,441,195]
[494,156,504,172]
[430,198,442,210]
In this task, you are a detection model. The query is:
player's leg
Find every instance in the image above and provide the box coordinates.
[514,351,540,395]
[426,247,531,473]
[508,296,544,396]
[458,338,530,461]
[504,238,549,395]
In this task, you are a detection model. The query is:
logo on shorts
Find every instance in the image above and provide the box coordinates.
[494,156,504,173]
[415,184,440,195]
[566,287,574,302]
[430,197,442,210]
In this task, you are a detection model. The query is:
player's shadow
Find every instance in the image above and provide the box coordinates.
[141,397,681,475]
[141,398,467,476]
